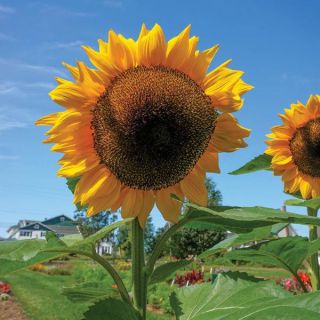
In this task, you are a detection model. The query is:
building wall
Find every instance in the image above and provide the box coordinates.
[13,230,47,240]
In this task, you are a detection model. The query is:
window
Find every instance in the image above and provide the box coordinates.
[40,232,46,237]
[19,231,32,237]
[34,224,39,229]
[60,216,65,222]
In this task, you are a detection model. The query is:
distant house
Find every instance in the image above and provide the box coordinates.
[6,215,114,256]
[96,240,114,255]
[7,215,81,240]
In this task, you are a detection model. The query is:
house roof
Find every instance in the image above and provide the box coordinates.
[7,214,80,237]
[19,222,54,232]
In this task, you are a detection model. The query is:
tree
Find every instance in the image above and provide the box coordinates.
[144,216,155,255]
[151,177,225,258]
[74,209,117,239]
[116,216,156,258]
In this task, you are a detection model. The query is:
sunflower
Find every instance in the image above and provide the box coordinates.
[36,24,252,227]
[266,95,320,199]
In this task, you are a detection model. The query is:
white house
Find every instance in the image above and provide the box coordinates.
[7,215,81,240]
[7,215,114,256]
[96,239,114,255]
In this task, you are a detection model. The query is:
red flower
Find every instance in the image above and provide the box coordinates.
[0,282,11,294]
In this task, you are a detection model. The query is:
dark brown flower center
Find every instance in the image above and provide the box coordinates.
[91,65,217,190]
[290,117,320,177]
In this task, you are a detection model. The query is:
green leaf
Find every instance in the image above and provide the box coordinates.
[46,219,133,255]
[171,272,320,320]
[229,154,272,175]
[0,232,67,276]
[83,298,138,320]
[66,177,80,193]
[308,238,320,257]
[199,223,286,259]
[66,177,87,210]
[285,197,320,210]
[149,260,191,285]
[62,282,118,303]
[169,292,183,320]
[186,204,320,231]
[223,236,309,275]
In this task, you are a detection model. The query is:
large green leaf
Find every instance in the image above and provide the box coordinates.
[170,272,320,320]
[83,298,139,320]
[229,154,272,175]
[223,237,309,275]
[0,232,67,276]
[46,218,133,255]
[199,223,286,259]
[285,197,320,210]
[62,282,118,303]
[149,260,191,285]
[185,204,320,232]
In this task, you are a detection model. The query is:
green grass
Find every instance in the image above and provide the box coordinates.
[4,258,172,320]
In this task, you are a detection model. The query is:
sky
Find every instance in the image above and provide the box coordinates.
[0,0,320,237]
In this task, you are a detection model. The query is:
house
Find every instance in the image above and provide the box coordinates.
[6,215,114,256]
[7,215,81,240]
[96,239,114,255]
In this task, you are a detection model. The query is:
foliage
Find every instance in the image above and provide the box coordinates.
[169,228,225,259]
[83,298,139,320]
[170,272,320,320]
[229,153,272,175]
[221,236,320,281]
[149,260,191,285]
[74,209,118,239]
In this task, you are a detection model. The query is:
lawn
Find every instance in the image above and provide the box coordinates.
[4,257,172,320]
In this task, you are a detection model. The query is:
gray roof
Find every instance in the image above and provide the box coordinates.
[48,225,80,236]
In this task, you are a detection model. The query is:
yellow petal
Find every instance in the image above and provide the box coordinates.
[138,191,155,228]
[156,187,182,223]
[138,24,166,66]
[180,167,207,206]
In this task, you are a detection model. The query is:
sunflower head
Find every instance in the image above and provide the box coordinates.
[36,24,252,227]
[266,95,320,199]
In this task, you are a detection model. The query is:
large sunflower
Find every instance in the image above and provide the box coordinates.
[266,95,320,199]
[37,24,252,227]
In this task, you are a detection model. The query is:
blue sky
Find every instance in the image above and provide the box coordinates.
[0,0,319,237]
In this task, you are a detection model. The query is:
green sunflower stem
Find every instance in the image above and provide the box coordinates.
[307,207,320,291]
[131,218,147,320]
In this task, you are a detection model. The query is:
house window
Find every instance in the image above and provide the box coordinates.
[60,217,65,222]
[40,232,46,237]
[34,224,39,229]
[19,231,32,237]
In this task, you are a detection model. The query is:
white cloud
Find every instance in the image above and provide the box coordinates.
[0,155,19,160]
[104,0,123,8]
[0,32,15,41]
[0,119,27,131]
[30,2,95,17]
[47,40,83,49]
[0,82,17,95]
[0,81,54,96]
[0,5,15,14]
[0,58,66,77]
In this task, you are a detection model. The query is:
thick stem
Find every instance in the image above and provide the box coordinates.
[307,207,320,291]
[131,218,146,320]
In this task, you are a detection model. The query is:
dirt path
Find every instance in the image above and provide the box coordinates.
[0,299,28,320]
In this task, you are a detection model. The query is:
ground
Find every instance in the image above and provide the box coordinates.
[1,256,290,320]
[2,257,172,320]
[0,299,28,320]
